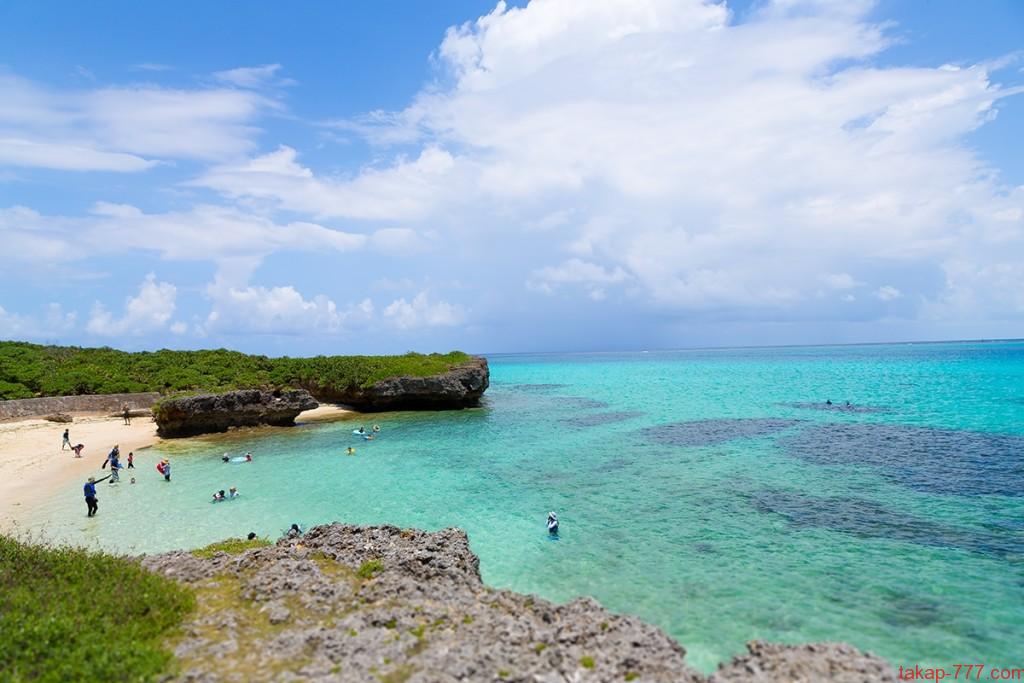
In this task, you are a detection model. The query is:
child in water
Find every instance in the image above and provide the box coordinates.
[228,487,239,499]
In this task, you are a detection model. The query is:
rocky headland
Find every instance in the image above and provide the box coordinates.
[153,389,319,438]
[142,523,896,682]
[303,356,489,411]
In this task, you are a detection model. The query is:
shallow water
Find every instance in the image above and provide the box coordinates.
[23,341,1024,672]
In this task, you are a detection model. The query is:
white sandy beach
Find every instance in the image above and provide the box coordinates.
[0,405,353,532]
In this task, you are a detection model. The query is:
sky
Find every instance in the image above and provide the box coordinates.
[0,0,1022,355]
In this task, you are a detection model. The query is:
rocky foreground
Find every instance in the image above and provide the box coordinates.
[142,523,896,682]
[153,389,319,437]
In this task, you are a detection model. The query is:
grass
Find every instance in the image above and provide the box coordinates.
[190,537,272,559]
[0,340,473,400]
[0,535,194,682]
[357,558,384,579]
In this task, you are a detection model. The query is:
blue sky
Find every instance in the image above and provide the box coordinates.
[0,0,1021,355]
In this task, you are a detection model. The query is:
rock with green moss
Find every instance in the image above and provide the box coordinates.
[140,523,895,682]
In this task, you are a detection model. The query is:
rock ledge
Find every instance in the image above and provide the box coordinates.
[142,522,896,682]
[153,389,318,438]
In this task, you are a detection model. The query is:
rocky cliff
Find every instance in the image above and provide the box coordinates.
[305,356,489,411]
[153,389,318,438]
[142,523,896,682]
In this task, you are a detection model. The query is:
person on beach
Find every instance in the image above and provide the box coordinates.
[122,404,131,425]
[62,429,71,450]
[127,452,134,469]
[71,443,85,458]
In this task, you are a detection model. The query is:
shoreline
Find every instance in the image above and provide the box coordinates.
[0,404,355,533]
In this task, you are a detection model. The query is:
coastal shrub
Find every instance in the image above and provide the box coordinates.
[191,537,272,558]
[0,341,472,400]
[0,535,194,681]
[580,655,595,669]
[357,558,384,579]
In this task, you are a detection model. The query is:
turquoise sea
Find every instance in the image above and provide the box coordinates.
[22,341,1024,672]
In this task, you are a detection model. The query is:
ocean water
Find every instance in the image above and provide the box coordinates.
[22,341,1024,672]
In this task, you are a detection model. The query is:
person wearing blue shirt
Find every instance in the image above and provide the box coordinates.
[84,477,98,516]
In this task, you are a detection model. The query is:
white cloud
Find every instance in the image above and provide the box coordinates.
[188,0,1023,328]
[213,64,293,89]
[169,321,188,335]
[0,71,270,170]
[383,292,464,329]
[0,303,76,338]
[0,203,367,282]
[86,273,177,336]
[875,285,902,301]
[192,145,456,220]
[201,282,374,336]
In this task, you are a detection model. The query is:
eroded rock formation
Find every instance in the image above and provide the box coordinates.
[153,389,318,438]
[142,523,895,682]
[306,356,489,411]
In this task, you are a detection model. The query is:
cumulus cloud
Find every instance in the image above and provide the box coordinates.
[0,71,269,170]
[383,292,464,329]
[86,273,177,336]
[201,281,374,336]
[191,0,1023,329]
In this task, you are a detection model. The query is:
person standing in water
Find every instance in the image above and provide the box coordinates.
[126,452,134,469]
[84,475,110,516]
[162,459,171,481]
[62,429,71,450]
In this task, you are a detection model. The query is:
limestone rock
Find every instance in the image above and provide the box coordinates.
[153,389,318,438]
[305,356,489,411]
[709,640,897,682]
[42,412,73,423]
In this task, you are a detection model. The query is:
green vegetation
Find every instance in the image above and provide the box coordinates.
[0,341,472,400]
[0,535,194,682]
[580,655,595,669]
[357,558,384,579]
[191,536,272,558]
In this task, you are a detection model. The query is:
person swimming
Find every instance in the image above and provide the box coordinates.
[247,532,257,540]
[826,399,833,406]
[222,454,230,463]
[245,452,252,462]
[228,486,239,499]
[547,511,559,535]
[212,490,225,502]
[346,447,356,455]
[356,427,366,435]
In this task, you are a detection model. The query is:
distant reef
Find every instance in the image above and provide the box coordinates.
[153,389,318,438]
[141,522,897,682]
[301,355,489,411]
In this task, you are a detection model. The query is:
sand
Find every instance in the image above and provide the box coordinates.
[0,405,354,532]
